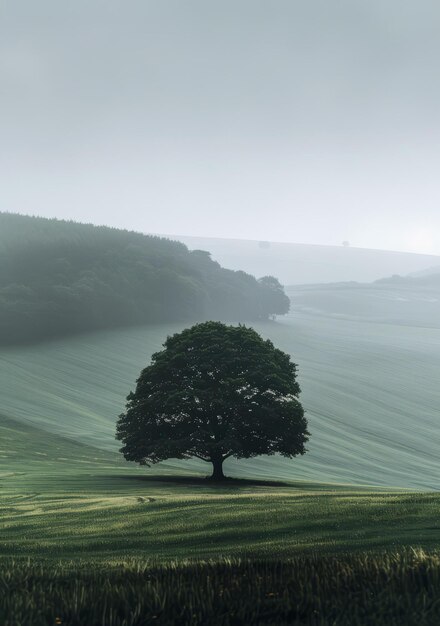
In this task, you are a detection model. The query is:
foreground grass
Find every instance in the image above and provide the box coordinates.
[2,551,440,625]
[1,475,440,561]
[3,475,440,623]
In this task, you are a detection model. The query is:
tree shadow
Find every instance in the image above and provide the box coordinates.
[119,474,290,488]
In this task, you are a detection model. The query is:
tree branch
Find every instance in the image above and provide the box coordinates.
[190,452,211,462]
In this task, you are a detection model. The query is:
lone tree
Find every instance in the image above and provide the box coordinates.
[116,322,309,480]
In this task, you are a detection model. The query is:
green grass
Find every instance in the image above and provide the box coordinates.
[2,301,440,490]
[2,285,440,622]
[3,551,440,626]
[3,477,440,624]
[2,476,440,562]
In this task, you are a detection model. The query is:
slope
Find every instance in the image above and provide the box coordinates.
[175,235,440,285]
[0,213,288,345]
[1,285,440,490]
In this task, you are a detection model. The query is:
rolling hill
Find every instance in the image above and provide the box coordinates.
[3,249,440,626]
[0,213,288,345]
[2,218,440,492]
[174,235,440,285]
[2,272,440,491]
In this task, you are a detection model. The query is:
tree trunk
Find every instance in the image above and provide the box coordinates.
[210,456,225,481]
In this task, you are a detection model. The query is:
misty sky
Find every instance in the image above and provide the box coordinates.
[1,1,440,253]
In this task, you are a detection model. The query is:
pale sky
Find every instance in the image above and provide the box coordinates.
[1,1,440,254]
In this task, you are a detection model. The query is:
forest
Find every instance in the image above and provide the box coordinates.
[0,213,289,345]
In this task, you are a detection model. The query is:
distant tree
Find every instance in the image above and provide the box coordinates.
[257,276,290,317]
[116,322,309,480]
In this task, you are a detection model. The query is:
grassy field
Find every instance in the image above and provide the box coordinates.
[2,281,440,623]
[2,478,440,624]
[3,464,440,624]
[1,293,440,489]
[3,551,440,625]
[2,478,440,562]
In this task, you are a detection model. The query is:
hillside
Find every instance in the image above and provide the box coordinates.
[3,260,440,626]
[2,276,440,626]
[1,290,440,490]
[287,271,440,329]
[376,271,440,290]
[2,219,440,491]
[0,213,289,345]
[175,235,440,285]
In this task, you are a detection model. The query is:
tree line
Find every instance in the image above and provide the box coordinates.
[0,213,290,345]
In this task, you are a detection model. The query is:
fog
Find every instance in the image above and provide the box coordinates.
[4,6,440,598]
[1,1,440,254]
[176,236,440,285]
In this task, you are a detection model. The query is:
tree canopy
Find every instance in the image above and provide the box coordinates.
[116,322,309,480]
[0,213,290,345]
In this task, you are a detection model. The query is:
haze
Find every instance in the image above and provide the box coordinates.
[1,1,440,254]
